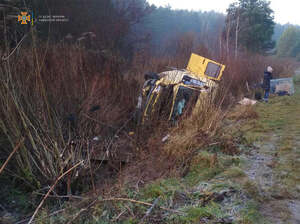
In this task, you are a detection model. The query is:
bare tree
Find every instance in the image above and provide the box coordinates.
[235,7,240,59]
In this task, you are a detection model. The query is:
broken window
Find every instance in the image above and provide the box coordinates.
[205,62,221,79]
[171,86,199,120]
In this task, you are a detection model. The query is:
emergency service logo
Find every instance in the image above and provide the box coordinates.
[17,11,68,25]
[18,12,31,25]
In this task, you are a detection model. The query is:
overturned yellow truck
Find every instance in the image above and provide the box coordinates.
[136,53,226,124]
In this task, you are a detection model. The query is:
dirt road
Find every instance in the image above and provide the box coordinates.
[243,72,300,224]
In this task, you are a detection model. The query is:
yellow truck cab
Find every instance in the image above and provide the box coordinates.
[136,53,226,124]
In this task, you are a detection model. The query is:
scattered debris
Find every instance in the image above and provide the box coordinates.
[93,136,100,141]
[270,78,294,95]
[162,134,170,142]
[238,97,257,105]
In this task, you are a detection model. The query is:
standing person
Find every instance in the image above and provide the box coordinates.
[262,66,273,102]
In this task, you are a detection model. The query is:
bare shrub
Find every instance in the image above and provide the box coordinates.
[227,105,259,121]
[0,42,138,190]
[0,30,296,193]
[162,92,227,171]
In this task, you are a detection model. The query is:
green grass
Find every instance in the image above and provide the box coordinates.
[237,81,300,222]
[241,82,300,140]
[243,180,260,201]
[293,71,300,83]
[183,151,238,186]
[141,178,185,200]
[240,201,270,224]
[221,166,246,178]
[169,202,225,224]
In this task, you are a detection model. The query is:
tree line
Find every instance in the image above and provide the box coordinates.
[0,0,153,57]
[0,0,298,59]
[276,25,300,60]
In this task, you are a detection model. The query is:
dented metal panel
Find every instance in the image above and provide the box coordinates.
[138,53,226,124]
[186,53,226,81]
[270,78,294,95]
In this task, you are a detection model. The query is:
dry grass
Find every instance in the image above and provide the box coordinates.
[0,32,297,219]
[227,105,259,121]
[0,42,139,191]
[161,92,227,174]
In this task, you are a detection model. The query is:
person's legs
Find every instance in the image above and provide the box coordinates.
[264,89,269,102]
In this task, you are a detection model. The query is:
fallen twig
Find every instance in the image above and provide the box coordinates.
[0,138,24,175]
[106,113,135,152]
[99,197,184,214]
[124,204,135,217]
[112,209,127,222]
[139,197,160,224]
[2,33,29,61]
[68,196,184,223]
[82,113,116,129]
[15,209,65,224]
[27,161,84,224]
[208,142,220,146]
[66,198,98,224]
[32,192,87,200]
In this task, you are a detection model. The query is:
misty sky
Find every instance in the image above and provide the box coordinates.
[147,0,300,25]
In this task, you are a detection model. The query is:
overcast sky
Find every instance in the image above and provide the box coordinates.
[147,0,300,25]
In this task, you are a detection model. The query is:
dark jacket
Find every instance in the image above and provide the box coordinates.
[262,71,273,90]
